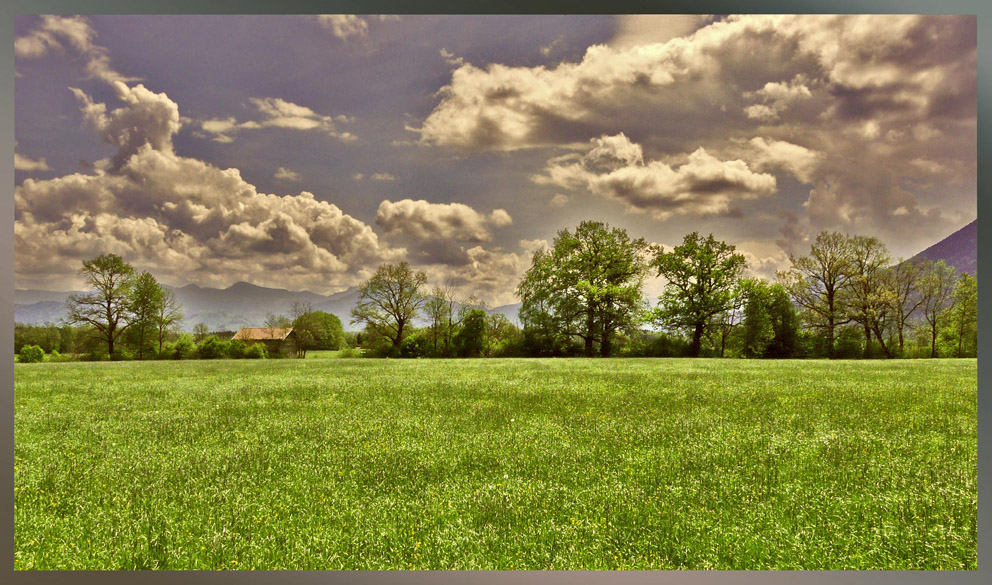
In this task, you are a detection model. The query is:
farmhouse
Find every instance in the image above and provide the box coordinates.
[231,327,297,356]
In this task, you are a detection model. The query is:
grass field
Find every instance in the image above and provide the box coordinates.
[14,358,976,570]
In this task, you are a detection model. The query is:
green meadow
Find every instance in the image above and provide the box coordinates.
[14,358,976,570]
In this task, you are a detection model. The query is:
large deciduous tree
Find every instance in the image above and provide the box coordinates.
[843,235,894,358]
[652,232,747,358]
[65,253,136,359]
[517,221,650,357]
[351,261,427,349]
[128,271,165,359]
[292,310,345,357]
[948,272,977,358]
[919,260,957,358]
[778,231,852,357]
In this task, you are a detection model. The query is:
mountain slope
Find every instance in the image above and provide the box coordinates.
[907,219,977,276]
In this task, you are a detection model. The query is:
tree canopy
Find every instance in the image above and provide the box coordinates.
[652,232,747,357]
[517,221,650,357]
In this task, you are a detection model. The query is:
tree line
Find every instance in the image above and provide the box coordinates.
[15,221,977,362]
[350,221,977,359]
[15,254,346,361]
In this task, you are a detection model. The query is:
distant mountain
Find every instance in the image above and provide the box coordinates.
[906,219,976,276]
[14,280,522,330]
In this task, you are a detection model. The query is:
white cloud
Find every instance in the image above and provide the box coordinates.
[15,15,137,84]
[549,193,569,207]
[370,172,396,182]
[15,80,395,292]
[414,15,972,152]
[440,48,464,67]
[275,167,301,181]
[744,137,822,183]
[15,152,51,172]
[375,199,513,265]
[317,15,369,40]
[197,97,355,143]
[534,133,777,219]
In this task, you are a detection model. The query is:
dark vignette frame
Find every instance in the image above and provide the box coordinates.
[1,1,986,584]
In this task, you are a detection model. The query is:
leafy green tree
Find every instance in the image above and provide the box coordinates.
[127,271,164,359]
[453,308,487,357]
[842,235,894,358]
[292,311,345,357]
[919,260,957,358]
[652,232,747,358]
[65,253,136,359]
[779,231,853,357]
[517,221,650,357]
[351,262,427,349]
[947,273,977,358]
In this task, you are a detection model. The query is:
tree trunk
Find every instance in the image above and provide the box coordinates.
[585,306,596,357]
[872,324,891,359]
[862,324,871,359]
[931,322,938,358]
[108,329,115,358]
[690,322,704,358]
[600,327,612,358]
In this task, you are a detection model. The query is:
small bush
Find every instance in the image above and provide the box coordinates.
[171,334,196,359]
[18,345,45,363]
[196,336,229,360]
[227,339,247,359]
[244,343,267,359]
[338,347,360,358]
[400,331,431,358]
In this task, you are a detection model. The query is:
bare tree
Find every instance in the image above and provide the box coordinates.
[778,231,852,357]
[887,259,926,354]
[155,288,183,353]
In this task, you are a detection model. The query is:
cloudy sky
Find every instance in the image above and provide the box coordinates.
[14,14,976,306]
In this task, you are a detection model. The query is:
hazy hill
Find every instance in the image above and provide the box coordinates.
[906,219,977,276]
[15,281,522,331]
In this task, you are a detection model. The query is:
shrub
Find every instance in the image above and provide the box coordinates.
[196,336,229,360]
[171,334,196,359]
[338,347,360,358]
[244,343,267,359]
[227,339,248,359]
[18,345,45,363]
[400,331,431,358]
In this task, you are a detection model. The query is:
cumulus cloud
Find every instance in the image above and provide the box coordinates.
[421,243,537,307]
[15,81,394,292]
[741,137,822,183]
[197,97,355,143]
[416,15,973,151]
[15,152,51,172]
[275,167,301,181]
[743,76,812,121]
[440,48,464,67]
[71,82,181,171]
[370,172,396,182]
[375,199,513,265]
[416,14,973,251]
[534,133,777,219]
[317,15,369,40]
[15,15,137,83]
